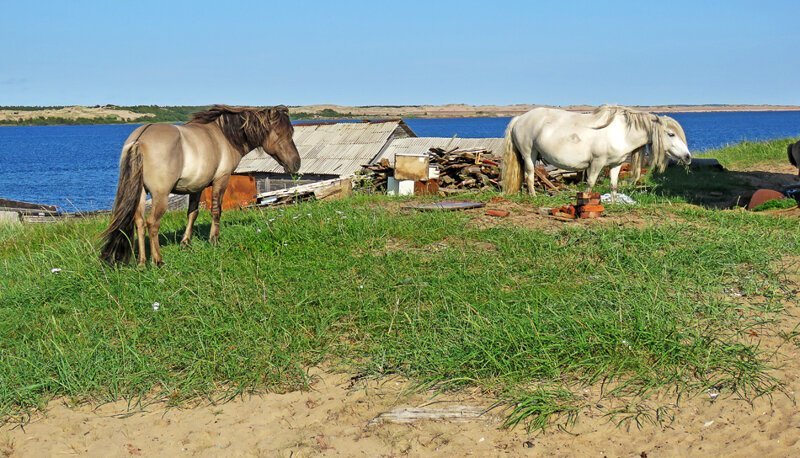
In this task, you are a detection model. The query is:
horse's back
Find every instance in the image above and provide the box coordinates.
[512,107,600,169]
[137,123,236,194]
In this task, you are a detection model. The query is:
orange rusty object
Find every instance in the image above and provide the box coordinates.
[575,191,601,200]
[573,192,605,219]
[579,204,605,213]
[486,209,510,217]
[414,179,440,196]
[200,175,257,211]
[746,189,786,210]
[579,211,604,219]
[550,204,577,219]
[605,163,648,179]
[577,197,601,206]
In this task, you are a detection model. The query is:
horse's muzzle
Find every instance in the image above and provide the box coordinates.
[284,157,301,174]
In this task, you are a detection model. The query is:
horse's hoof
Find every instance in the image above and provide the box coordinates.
[180,239,191,248]
[209,237,219,246]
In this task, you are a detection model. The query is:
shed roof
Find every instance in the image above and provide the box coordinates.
[236,120,415,176]
[374,137,506,165]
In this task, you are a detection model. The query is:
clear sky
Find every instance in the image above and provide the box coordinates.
[1,0,798,106]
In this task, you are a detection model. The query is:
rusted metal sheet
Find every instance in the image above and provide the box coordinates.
[414,179,439,196]
[201,175,257,211]
[747,189,787,210]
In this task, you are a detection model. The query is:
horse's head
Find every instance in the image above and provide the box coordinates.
[262,106,301,174]
[658,116,691,165]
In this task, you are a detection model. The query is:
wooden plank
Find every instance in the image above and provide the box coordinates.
[533,167,559,190]
[0,198,58,213]
[255,176,354,206]
[313,178,352,201]
[368,406,488,425]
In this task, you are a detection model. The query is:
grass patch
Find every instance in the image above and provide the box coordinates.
[1,190,798,429]
[752,198,798,212]
[700,138,797,170]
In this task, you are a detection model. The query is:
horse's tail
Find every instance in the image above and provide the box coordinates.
[100,139,144,265]
[501,116,522,194]
[789,142,797,167]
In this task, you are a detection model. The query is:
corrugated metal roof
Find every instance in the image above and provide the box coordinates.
[374,137,506,166]
[236,120,412,176]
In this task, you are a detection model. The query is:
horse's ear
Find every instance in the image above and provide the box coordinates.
[268,106,289,122]
[652,115,662,124]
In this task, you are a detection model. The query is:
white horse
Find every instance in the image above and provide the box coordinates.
[501,105,691,201]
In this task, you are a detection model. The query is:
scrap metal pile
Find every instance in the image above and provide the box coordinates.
[359,147,569,194]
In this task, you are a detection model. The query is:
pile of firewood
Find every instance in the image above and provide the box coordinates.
[359,146,570,194]
[358,158,393,191]
[429,147,501,192]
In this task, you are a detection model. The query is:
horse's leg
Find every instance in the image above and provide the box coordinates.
[209,175,230,246]
[522,149,538,196]
[608,164,622,203]
[146,192,169,266]
[135,188,147,266]
[180,192,202,247]
[585,161,605,193]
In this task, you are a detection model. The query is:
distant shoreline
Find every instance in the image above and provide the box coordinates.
[1,104,799,126]
[289,103,800,119]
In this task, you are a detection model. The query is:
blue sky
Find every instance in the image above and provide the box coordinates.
[1,0,798,106]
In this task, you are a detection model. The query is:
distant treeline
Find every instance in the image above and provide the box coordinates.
[0,116,123,126]
[0,105,358,125]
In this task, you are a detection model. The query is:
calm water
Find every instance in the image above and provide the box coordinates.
[2,111,800,211]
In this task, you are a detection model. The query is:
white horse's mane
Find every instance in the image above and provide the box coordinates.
[589,105,678,176]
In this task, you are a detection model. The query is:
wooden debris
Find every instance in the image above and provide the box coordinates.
[360,147,567,194]
[368,406,488,425]
[0,198,59,215]
[255,177,353,207]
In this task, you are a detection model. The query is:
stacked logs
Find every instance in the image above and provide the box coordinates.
[360,147,567,193]
[428,147,501,192]
[358,158,393,191]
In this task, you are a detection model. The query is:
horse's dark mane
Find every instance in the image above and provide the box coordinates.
[189,104,292,154]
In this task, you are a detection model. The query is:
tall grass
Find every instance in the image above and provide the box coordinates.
[701,138,797,169]
[1,191,798,429]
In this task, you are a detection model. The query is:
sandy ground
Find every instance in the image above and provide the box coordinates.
[1,299,798,458]
[1,241,798,457]
[0,106,153,123]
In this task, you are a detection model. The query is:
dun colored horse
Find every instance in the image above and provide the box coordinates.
[100,105,301,266]
[502,105,691,201]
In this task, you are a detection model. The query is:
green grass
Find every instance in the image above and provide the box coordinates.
[752,198,798,211]
[1,194,798,429]
[701,138,797,170]
[1,140,799,430]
